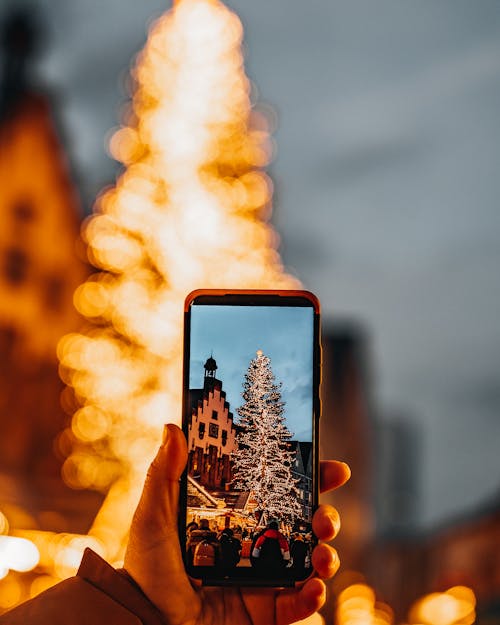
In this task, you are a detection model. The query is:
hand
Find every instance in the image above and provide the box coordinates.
[124,424,350,625]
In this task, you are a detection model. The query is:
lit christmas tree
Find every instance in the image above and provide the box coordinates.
[56,0,299,561]
[233,350,302,525]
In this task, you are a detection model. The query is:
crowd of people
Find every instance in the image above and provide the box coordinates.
[186,518,313,576]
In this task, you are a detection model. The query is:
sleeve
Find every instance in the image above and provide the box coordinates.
[0,549,166,625]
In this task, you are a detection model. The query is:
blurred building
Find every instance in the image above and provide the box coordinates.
[290,440,313,524]
[319,322,375,622]
[376,416,422,537]
[0,9,93,534]
[320,322,375,570]
[374,494,500,624]
[427,495,500,624]
[319,322,499,624]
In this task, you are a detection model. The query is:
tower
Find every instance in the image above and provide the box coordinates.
[203,355,217,382]
[188,355,237,490]
[0,9,89,483]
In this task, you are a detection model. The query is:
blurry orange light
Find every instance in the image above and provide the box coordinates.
[338,583,376,604]
[408,587,476,625]
[0,536,40,572]
[30,575,59,598]
[0,577,22,609]
[0,512,9,535]
[336,583,394,625]
[294,614,325,625]
[58,0,299,565]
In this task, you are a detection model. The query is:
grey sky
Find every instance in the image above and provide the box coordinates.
[12,0,500,528]
[189,305,314,442]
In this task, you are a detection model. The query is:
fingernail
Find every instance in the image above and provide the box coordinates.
[329,512,341,536]
[330,548,339,566]
[162,424,169,445]
[341,462,351,480]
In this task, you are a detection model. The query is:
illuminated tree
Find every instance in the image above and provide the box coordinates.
[232,350,301,524]
[57,0,299,561]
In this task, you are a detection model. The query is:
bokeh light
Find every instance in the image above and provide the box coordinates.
[0,512,9,536]
[408,586,476,625]
[0,536,39,573]
[336,582,394,625]
[56,0,299,563]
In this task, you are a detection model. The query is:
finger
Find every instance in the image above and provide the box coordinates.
[312,504,341,541]
[276,577,326,625]
[320,460,351,493]
[311,543,339,579]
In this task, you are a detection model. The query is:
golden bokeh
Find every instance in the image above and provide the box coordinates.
[55,0,299,566]
[408,587,476,625]
[336,582,394,625]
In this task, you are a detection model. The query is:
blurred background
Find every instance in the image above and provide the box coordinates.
[0,1,498,623]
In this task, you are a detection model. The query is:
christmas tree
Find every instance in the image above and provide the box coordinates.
[232,350,302,525]
[56,0,300,560]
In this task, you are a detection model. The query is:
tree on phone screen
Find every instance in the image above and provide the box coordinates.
[232,350,301,525]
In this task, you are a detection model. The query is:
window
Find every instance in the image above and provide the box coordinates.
[221,429,227,447]
[13,200,35,222]
[212,410,218,420]
[198,422,205,440]
[0,326,16,364]
[45,275,65,311]
[208,423,219,439]
[5,248,27,284]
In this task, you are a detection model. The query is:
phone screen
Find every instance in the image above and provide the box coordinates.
[181,291,319,585]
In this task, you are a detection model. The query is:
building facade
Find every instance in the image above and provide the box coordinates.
[290,440,313,526]
[187,356,237,490]
[0,11,89,481]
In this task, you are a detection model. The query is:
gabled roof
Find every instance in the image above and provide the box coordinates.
[289,440,313,476]
[187,475,219,508]
[298,442,312,472]
[210,489,250,511]
[188,382,233,423]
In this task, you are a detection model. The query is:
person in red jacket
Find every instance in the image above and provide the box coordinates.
[1,424,350,625]
[252,520,291,573]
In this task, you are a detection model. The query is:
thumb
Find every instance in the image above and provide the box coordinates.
[162,423,189,479]
[134,423,188,533]
[154,423,188,486]
[125,424,199,619]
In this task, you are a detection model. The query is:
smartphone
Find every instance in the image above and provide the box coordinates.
[179,289,320,586]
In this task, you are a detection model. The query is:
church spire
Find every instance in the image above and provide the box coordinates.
[0,8,42,114]
[204,354,217,379]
